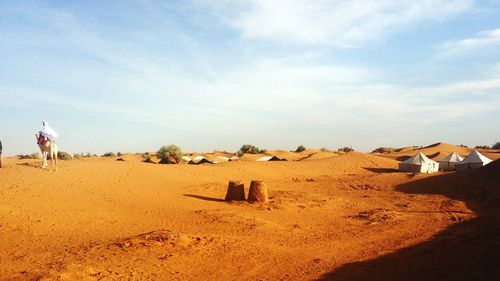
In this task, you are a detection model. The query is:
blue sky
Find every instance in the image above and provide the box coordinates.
[1,0,499,155]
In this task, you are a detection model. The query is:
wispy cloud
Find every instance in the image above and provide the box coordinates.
[438,28,500,56]
[198,0,475,46]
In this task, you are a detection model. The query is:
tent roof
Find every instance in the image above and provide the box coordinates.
[439,152,463,163]
[458,150,492,165]
[256,155,282,162]
[402,152,438,165]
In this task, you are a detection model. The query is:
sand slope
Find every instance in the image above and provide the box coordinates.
[0,153,493,280]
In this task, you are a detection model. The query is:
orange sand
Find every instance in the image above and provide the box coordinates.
[0,149,498,280]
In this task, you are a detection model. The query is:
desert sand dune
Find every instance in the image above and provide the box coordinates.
[373,142,500,161]
[0,153,494,280]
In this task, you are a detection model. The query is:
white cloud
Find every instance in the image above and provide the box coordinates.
[438,28,500,56]
[198,0,475,46]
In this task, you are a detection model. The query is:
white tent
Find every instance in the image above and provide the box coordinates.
[189,156,215,165]
[256,155,284,162]
[455,150,492,171]
[438,152,464,171]
[398,152,439,173]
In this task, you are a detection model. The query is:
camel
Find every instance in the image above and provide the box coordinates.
[35,133,58,171]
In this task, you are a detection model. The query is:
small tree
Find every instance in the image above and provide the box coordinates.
[320,147,330,152]
[492,142,500,149]
[338,147,354,153]
[295,145,306,153]
[237,144,261,156]
[157,145,182,164]
[102,152,116,157]
[117,152,123,156]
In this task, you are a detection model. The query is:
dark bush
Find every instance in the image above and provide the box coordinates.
[237,144,261,156]
[492,142,500,149]
[295,145,306,153]
[475,145,490,150]
[338,147,354,153]
[101,152,116,157]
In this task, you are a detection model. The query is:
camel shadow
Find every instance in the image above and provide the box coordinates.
[183,194,225,202]
[318,160,500,281]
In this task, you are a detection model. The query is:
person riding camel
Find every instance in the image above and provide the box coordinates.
[38,120,59,145]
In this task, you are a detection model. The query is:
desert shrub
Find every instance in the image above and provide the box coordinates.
[458,144,468,148]
[157,145,182,164]
[338,146,354,153]
[238,144,261,156]
[58,151,73,160]
[295,145,306,153]
[372,147,385,153]
[320,147,331,152]
[117,152,123,156]
[475,145,490,150]
[101,152,116,157]
[491,142,500,149]
[73,153,82,159]
[30,152,41,159]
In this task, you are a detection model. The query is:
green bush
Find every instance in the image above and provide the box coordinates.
[157,145,182,164]
[58,151,73,160]
[492,142,500,149]
[338,146,354,153]
[237,144,261,156]
[295,145,306,153]
[101,152,116,157]
[475,145,490,150]
[319,147,331,152]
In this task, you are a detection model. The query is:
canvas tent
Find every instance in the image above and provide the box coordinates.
[256,156,285,162]
[398,152,439,173]
[438,152,464,171]
[455,150,492,171]
[189,156,214,165]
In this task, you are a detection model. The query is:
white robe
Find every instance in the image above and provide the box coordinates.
[41,124,59,141]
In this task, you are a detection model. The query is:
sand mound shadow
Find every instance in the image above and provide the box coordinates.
[318,160,500,281]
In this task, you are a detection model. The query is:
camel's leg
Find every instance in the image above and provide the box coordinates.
[51,145,58,172]
[42,151,48,168]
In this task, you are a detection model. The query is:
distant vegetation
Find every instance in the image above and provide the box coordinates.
[319,147,331,152]
[17,153,41,159]
[237,144,265,156]
[457,144,468,148]
[372,147,386,153]
[142,153,153,163]
[475,145,490,150]
[492,142,500,149]
[117,152,123,156]
[295,145,306,153]
[57,151,72,160]
[338,147,354,153]
[101,152,116,157]
[157,145,182,164]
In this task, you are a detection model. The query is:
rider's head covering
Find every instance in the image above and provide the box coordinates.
[42,120,48,127]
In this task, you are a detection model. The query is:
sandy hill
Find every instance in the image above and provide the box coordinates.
[374,142,472,161]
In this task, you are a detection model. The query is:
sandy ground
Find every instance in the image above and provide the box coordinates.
[0,148,498,280]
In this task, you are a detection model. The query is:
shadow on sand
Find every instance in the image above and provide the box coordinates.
[17,162,42,169]
[183,194,225,202]
[318,160,500,281]
[363,167,400,173]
